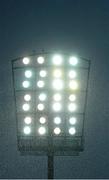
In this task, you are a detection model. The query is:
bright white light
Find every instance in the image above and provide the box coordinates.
[53,69,62,78]
[69,127,76,135]
[68,103,76,112]
[68,70,77,79]
[52,55,62,65]
[22,81,30,88]
[37,81,45,88]
[53,93,62,101]
[69,80,78,90]
[24,117,32,124]
[38,127,46,135]
[69,57,78,66]
[23,57,30,65]
[39,117,46,124]
[25,70,32,78]
[52,79,63,90]
[39,70,47,77]
[37,104,44,111]
[37,56,45,64]
[39,93,47,101]
[24,94,31,101]
[22,103,30,111]
[52,103,61,111]
[54,127,61,135]
[23,126,31,135]
[69,94,76,101]
[69,117,77,125]
[54,117,61,124]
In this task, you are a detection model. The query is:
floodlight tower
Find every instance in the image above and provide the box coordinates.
[12,52,90,179]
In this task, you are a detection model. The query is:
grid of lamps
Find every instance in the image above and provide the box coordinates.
[21,55,79,136]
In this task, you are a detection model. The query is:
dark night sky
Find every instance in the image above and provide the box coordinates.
[0,0,109,178]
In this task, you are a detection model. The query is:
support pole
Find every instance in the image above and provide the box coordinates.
[48,153,54,179]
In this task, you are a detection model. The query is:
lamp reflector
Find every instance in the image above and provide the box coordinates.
[24,117,32,124]
[23,126,31,135]
[69,94,76,101]
[68,70,77,79]
[39,93,47,101]
[37,81,45,88]
[39,117,46,124]
[37,104,44,111]
[52,103,61,112]
[53,69,62,78]
[69,57,78,66]
[37,56,45,64]
[24,94,31,101]
[69,127,76,135]
[52,55,62,65]
[69,117,77,125]
[39,70,47,77]
[25,70,32,78]
[54,127,61,135]
[53,93,62,101]
[22,103,30,111]
[69,80,78,90]
[23,57,30,65]
[38,127,46,135]
[22,81,30,88]
[54,117,61,124]
[68,103,76,112]
[52,79,63,90]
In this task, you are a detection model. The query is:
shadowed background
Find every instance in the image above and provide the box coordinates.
[0,0,109,178]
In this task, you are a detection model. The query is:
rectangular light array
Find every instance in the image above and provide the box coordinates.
[20,55,80,137]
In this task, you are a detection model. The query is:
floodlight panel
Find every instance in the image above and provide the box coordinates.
[13,52,90,153]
